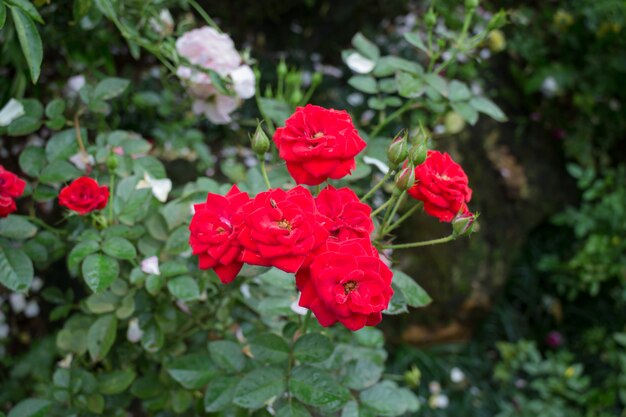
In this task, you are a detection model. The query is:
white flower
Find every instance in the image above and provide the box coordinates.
[136,173,172,202]
[346,52,376,74]
[429,394,449,409]
[24,301,40,318]
[450,367,465,383]
[69,152,95,170]
[31,277,44,292]
[65,75,86,97]
[428,381,441,394]
[58,353,73,368]
[541,76,559,97]
[230,65,256,99]
[9,293,26,313]
[127,318,144,343]
[141,256,160,276]
[363,156,390,174]
[240,283,252,299]
[0,99,25,127]
[192,96,239,125]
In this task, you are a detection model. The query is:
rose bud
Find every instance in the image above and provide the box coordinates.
[395,164,416,191]
[452,209,477,237]
[409,143,428,166]
[465,0,479,10]
[387,132,409,167]
[424,9,437,28]
[251,124,270,155]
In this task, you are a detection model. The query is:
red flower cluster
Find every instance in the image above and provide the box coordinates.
[407,150,473,222]
[273,104,367,185]
[189,105,393,330]
[59,177,109,215]
[0,166,26,218]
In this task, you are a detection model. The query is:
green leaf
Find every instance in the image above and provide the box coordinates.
[294,333,334,363]
[352,32,379,61]
[248,333,290,364]
[469,96,507,122]
[167,276,200,301]
[46,128,83,161]
[348,76,378,94]
[18,146,46,177]
[73,0,92,21]
[6,0,44,23]
[82,254,119,293]
[98,369,136,395]
[258,98,293,126]
[10,7,43,84]
[344,359,383,390]
[7,116,41,136]
[45,98,65,119]
[359,381,420,416]
[448,80,472,102]
[289,365,351,411]
[0,2,6,30]
[94,77,130,100]
[203,376,239,412]
[39,160,82,184]
[93,0,116,18]
[85,393,104,414]
[87,314,117,362]
[209,340,246,372]
[0,216,37,239]
[276,401,313,417]
[164,226,190,255]
[234,367,286,409]
[0,246,33,292]
[423,74,448,97]
[396,72,425,98]
[167,353,218,389]
[85,291,119,314]
[373,56,423,77]
[7,398,50,417]
[403,32,429,54]
[68,240,100,275]
[451,101,479,125]
[102,236,136,260]
[391,270,431,308]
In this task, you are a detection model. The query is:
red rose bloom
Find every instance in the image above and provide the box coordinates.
[238,186,329,273]
[189,185,250,284]
[316,185,374,240]
[273,104,367,185]
[407,151,472,222]
[58,177,109,215]
[296,238,393,331]
[0,165,26,218]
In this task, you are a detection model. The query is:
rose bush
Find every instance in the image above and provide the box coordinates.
[0,1,508,415]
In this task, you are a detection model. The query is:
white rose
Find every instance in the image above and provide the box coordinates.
[230,65,256,99]
[192,95,239,125]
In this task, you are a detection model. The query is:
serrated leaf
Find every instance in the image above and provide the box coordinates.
[82,254,119,293]
[167,353,218,389]
[276,401,313,417]
[203,376,239,412]
[87,314,117,362]
[448,80,472,102]
[167,276,199,301]
[391,270,431,308]
[7,398,50,417]
[39,160,82,184]
[248,333,290,364]
[293,333,334,363]
[470,96,507,122]
[234,367,286,409]
[451,101,478,125]
[289,365,350,411]
[102,236,136,260]
[348,76,378,94]
[0,246,33,292]
[360,381,420,416]
[352,32,379,61]
[396,72,425,98]
[404,32,429,54]
[10,7,43,84]
[98,369,136,395]
[423,74,448,97]
[18,146,46,177]
[94,77,130,100]
[209,340,246,372]
[0,216,37,239]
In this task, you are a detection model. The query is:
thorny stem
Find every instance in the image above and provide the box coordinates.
[380,234,455,249]
[361,170,393,202]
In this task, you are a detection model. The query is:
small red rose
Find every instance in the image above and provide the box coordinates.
[407,150,472,222]
[0,165,26,218]
[59,177,109,215]
[189,185,250,284]
[296,238,394,331]
[316,185,374,240]
[238,186,329,273]
[273,104,367,185]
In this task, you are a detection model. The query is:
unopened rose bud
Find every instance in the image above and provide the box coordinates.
[452,210,477,237]
[465,0,479,10]
[424,10,437,28]
[395,165,415,191]
[107,154,119,171]
[409,143,428,165]
[387,133,409,167]
[277,60,288,77]
[404,365,422,388]
[251,124,270,155]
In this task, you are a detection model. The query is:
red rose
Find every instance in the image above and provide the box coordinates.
[316,185,374,240]
[273,104,367,185]
[238,186,329,273]
[0,165,26,218]
[58,177,109,215]
[296,238,393,331]
[189,185,250,284]
[407,151,472,222]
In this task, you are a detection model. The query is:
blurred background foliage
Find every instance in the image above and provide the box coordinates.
[1,0,625,415]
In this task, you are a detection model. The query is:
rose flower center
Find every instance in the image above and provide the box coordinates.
[343,280,358,294]
[277,219,292,231]
[312,132,324,139]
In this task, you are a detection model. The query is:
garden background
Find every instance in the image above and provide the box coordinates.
[0,0,625,416]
